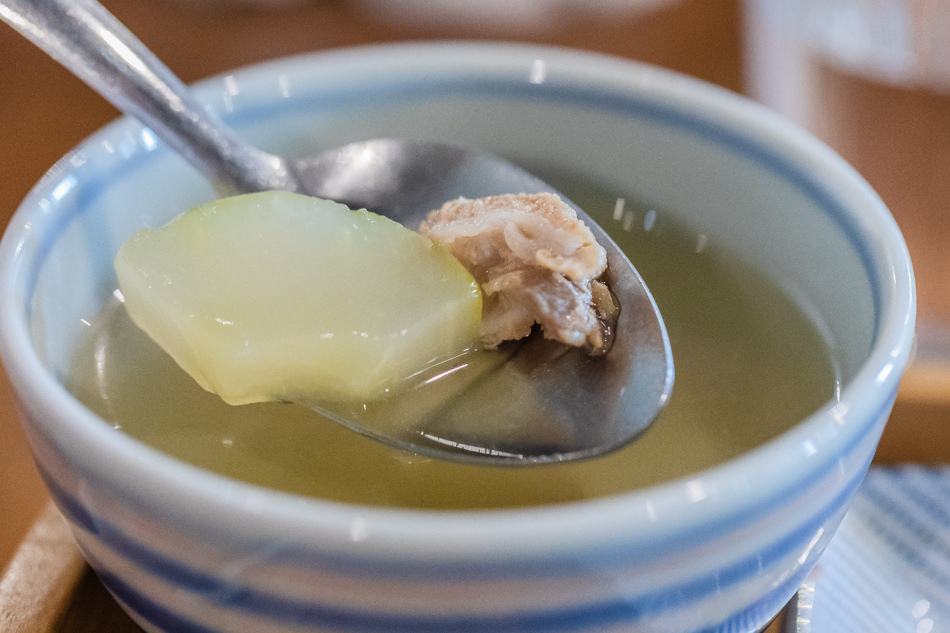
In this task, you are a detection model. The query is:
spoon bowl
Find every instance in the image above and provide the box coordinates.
[300,139,673,463]
[0,0,673,463]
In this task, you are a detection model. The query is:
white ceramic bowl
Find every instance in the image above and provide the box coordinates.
[0,43,915,633]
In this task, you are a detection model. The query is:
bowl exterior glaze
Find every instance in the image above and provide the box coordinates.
[0,43,915,633]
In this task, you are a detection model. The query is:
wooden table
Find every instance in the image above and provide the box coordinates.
[0,0,938,629]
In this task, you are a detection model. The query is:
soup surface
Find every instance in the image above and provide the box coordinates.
[67,176,838,509]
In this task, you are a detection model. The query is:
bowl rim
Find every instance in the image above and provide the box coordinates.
[0,41,916,562]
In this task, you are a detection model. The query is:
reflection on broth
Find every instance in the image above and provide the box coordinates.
[66,177,838,509]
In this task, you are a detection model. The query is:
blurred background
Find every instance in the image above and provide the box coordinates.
[0,0,947,582]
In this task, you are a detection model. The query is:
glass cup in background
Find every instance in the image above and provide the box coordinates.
[745,0,950,409]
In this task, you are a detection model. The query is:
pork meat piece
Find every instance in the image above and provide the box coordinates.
[418,192,614,350]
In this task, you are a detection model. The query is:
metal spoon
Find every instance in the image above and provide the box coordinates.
[0,0,674,464]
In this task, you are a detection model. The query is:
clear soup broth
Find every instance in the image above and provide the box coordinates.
[67,175,838,509]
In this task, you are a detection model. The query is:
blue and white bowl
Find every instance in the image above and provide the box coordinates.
[0,43,915,633]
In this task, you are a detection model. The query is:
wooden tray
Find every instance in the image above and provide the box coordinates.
[0,504,141,633]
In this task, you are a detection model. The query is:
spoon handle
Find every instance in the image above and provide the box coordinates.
[0,0,297,193]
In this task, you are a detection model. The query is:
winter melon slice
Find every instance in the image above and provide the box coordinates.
[114,191,482,405]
